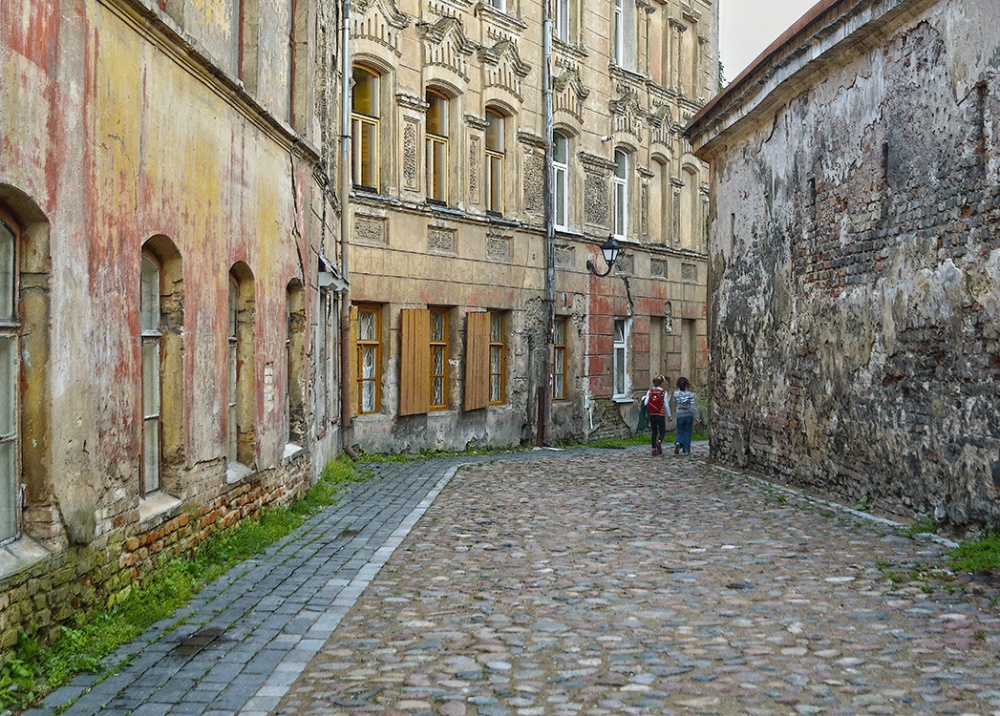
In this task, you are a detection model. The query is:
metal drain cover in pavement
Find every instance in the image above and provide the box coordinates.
[174,627,228,656]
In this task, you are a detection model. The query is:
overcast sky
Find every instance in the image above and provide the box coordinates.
[720,0,819,83]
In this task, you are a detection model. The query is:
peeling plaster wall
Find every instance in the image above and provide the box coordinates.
[0,0,328,652]
[701,0,1000,532]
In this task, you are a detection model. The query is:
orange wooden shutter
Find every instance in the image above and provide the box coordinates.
[349,305,358,418]
[399,309,431,416]
[464,311,490,411]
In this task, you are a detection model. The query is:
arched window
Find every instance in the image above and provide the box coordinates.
[351,65,380,192]
[680,164,699,249]
[228,264,256,471]
[140,236,184,498]
[140,253,162,495]
[485,109,506,215]
[425,89,449,204]
[613,149,629,239]
[0,212,19,542]
[553,132,570,231]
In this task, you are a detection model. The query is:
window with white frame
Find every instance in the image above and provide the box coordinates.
[553,132,569,230]
[613,318,630,397]
[488,0,506,10]
[613,149,629,239]
[554,0,570,42]
[0,214,19,543]
[613,0,624,65]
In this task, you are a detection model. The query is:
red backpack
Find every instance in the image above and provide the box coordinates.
[646,388,665,415]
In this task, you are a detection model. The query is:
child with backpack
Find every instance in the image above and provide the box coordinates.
[673,377,697,455]
[642,375,671,456]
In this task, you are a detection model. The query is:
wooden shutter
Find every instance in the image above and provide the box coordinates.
[464,311,490,411]
[349,305,358,417]
[399,309,430,416]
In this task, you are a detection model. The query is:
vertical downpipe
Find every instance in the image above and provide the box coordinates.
[339,0,358,458]
[539,1,555,446]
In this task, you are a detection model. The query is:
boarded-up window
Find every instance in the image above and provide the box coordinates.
[463,311,490,411]
[553,317,567,401]
[399,308,430,416]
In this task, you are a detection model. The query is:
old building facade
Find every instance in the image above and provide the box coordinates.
[0,0,338,650]
[687,0,1000,531]
[333,0,715,452]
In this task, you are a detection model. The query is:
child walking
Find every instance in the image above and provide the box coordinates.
[642,375,671,456]
[673,377,696,455]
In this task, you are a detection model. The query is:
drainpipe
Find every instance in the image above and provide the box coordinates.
[538,0,555,447]
[339,0,358,459]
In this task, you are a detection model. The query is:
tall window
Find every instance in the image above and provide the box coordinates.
[228,264,255,469]
[613,318,630,397]
[485,109,505,215]
[554,0,569,41]
[613,0,624,65]
[140,254,162,495]
[613,149,629,239]
[351,65,380,192]
[430,309,448,410]
[316,287,334,429]
[356,304,381,414]
[227,277,239,465]
[488,0,506,9]
[286,281,305,446]
[489,312,505,404]
[426,90,449,204]
[553,317,567,401]
[553,132,569,230]
[680,165,700,249]
[0,214,19,542]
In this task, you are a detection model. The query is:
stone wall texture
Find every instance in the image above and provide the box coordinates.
[688,0,1000,533]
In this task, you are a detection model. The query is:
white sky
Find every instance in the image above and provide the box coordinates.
[720,0,819,83]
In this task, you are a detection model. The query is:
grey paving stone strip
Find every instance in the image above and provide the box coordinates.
[30,450,585,716]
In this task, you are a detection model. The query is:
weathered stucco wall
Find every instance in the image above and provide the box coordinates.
[694,0,1000,532]
[0,0,332,653]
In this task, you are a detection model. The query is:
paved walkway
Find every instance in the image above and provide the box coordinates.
[31,444,1000,716]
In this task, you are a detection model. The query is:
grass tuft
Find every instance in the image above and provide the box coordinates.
[0,456,360,714]
[948,532,1000,574]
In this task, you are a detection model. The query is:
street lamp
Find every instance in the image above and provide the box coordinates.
[586,236,621,277]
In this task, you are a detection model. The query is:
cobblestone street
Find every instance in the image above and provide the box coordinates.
[275,449,1000,715]
[35,446,1000,716]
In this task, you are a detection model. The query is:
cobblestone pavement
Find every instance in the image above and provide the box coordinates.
[275,448,1000,716]
[32,445,1000,716]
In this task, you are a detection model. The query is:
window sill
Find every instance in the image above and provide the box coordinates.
[226,462,254,485]
[0,536,49,581]
[283,443,304,461]
[138,491,183,526]
[612,395,635,404]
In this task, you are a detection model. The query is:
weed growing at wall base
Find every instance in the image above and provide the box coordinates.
[0,457,360,714]
[948,532,1000,574]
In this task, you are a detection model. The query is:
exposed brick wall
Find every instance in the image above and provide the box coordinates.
[0,452,311,655]
[699,10,1000,534]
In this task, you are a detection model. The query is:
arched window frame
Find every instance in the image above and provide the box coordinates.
[553,131,571,231]
[485,108,507,216]
[425,88,450,205]
[613,148,630,240]
[351,64,381,193]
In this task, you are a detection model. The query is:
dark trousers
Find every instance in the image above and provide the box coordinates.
[649,414,666,448]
